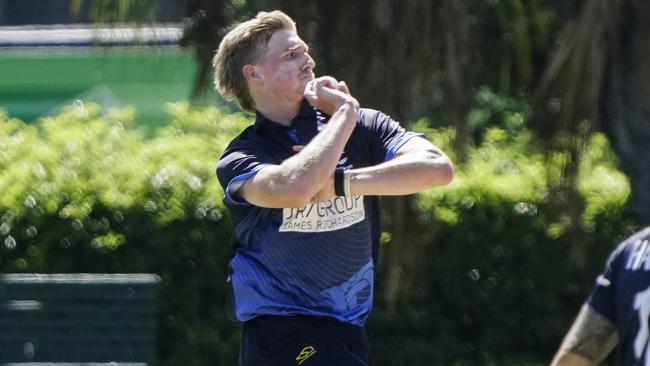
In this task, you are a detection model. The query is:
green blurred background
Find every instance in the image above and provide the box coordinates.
[1,47,198,129]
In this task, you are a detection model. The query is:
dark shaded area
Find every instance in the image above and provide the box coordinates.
[0,0,185,25]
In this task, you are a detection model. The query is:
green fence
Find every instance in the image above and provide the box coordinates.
[0,274,160,364]
[0,46,211,130]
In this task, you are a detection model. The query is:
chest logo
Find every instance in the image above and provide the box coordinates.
[280,196,365,232]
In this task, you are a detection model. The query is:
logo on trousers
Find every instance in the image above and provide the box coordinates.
[296,345,317,364]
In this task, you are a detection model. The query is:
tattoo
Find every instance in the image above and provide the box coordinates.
[561,304,619,363]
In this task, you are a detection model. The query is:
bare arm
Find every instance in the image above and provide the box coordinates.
[347,136,453,196]
[551,304,619,366]
[239,77,359,208]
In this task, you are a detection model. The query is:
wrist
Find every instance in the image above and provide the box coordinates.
[334,168,353,197]
[336,98,359,114]
[334,168,346,196]
[343,170,352,197]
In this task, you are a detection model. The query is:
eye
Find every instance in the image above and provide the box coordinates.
[286,51,295,58]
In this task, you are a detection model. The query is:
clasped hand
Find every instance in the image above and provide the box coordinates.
[304,76,359,115]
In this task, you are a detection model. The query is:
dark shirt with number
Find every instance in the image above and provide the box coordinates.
[587,227,650,364]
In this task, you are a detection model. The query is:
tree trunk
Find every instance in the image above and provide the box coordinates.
[440,0,471,162]
[380,196,424,313]
[533,0,624,266]
[178,0,230,100]
[602,1,650,226]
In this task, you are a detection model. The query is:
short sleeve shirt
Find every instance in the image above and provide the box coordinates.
[216,100,423,325]
[587,227,650,364]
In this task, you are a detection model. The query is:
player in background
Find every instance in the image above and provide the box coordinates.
[551,227,650,365]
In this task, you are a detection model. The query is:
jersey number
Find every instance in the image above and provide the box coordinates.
[633,286,650,364]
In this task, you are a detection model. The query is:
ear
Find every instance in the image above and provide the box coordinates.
[243,64,263,83]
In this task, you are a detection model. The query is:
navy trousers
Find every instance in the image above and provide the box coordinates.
[239,315,371,366]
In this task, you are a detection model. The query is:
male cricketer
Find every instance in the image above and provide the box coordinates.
[213,10,453,366]
[551,226,650,366]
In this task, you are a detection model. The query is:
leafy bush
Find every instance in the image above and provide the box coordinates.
[0,102,637,365]
[0,102,246,365]
[368,121,635,365]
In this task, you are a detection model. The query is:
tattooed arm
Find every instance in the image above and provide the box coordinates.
[550,304,619,366]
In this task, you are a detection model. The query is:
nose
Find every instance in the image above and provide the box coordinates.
[303,53,315,72]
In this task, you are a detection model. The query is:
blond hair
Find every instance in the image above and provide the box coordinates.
[212,11,296,112]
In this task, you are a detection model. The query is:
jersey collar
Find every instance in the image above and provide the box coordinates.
[254,99,317,130]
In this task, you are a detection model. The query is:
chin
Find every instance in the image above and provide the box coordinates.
[298,79,311,92]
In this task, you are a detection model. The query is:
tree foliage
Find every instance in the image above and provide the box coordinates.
[0,103,636,364]
[71,0,159,24]
[49,0,650,362]
[75,0,650,227]
[74,0,650,312]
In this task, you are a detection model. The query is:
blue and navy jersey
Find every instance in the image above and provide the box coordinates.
[587,227,650,365]
[216,100,423,325]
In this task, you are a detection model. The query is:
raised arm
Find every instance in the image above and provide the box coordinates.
[238,77,359,208]
[347,136,453,196]
[550,304,619,366]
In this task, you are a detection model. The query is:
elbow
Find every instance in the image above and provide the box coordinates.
[438,159,454,186]
[260,168,315,208]
[276,181,314,208]
[424,154,454,188]
[283,193,312,208]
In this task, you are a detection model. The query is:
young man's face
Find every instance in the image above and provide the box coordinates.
[256,29,315,103]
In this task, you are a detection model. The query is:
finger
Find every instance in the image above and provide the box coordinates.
[338,81,350,95]
[305,80,317,94]
[316,76,339,90]
[304,80,318,100]
[292,145,305,152]
[316,84,348,100]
